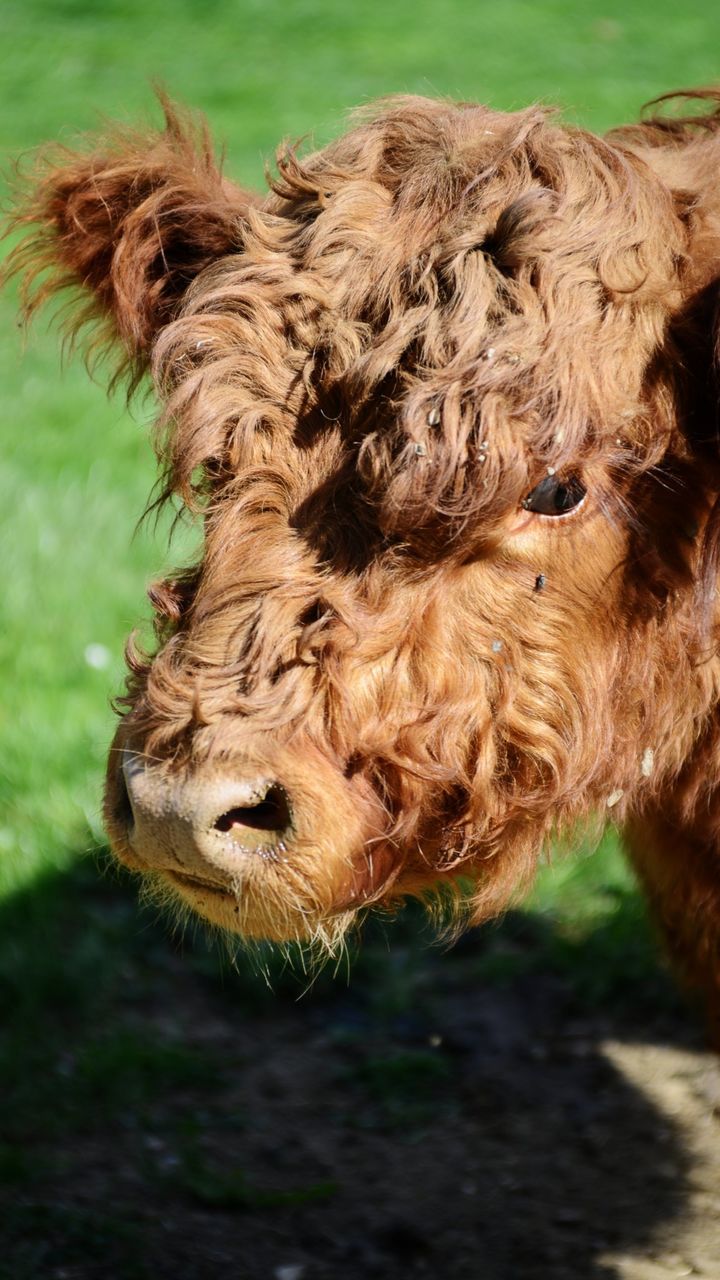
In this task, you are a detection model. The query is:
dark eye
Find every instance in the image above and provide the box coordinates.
[521,473,586,516]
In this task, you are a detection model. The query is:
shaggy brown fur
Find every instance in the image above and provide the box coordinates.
[7,90,720,1032]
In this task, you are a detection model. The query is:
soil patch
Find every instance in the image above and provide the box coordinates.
[2,866,719,1279]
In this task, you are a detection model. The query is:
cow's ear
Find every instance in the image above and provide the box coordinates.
[5,98,258,388]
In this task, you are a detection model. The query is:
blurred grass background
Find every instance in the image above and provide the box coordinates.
[2,0,719,937]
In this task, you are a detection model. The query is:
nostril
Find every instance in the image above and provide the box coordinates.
[214,783,292,840]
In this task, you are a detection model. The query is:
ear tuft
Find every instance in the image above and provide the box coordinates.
[3,96,257,390]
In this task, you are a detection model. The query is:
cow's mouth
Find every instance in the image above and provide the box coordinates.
[166,869,234,901]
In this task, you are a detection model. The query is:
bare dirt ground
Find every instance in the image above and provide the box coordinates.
[2,869,719,1280]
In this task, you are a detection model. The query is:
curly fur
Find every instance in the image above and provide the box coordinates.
[6,90,720,1030]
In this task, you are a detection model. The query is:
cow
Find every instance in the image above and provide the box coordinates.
[7,90,720,1032]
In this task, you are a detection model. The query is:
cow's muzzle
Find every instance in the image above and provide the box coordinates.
[120,748,294,868]
[104,735,389,940]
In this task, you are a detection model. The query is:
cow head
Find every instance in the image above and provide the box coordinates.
[9,92,720,951]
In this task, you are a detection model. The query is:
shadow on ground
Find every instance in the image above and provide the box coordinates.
[0,854,717,1280]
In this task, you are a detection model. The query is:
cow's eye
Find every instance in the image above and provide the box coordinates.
[521,473,586,516]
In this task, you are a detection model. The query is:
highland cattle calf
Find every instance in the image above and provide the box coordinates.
[8,90,720,1031]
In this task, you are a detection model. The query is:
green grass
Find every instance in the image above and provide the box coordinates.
[3,4,718,916]
[2,1203,154,1280]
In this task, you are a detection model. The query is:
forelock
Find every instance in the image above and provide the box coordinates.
[150,96,689,556]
